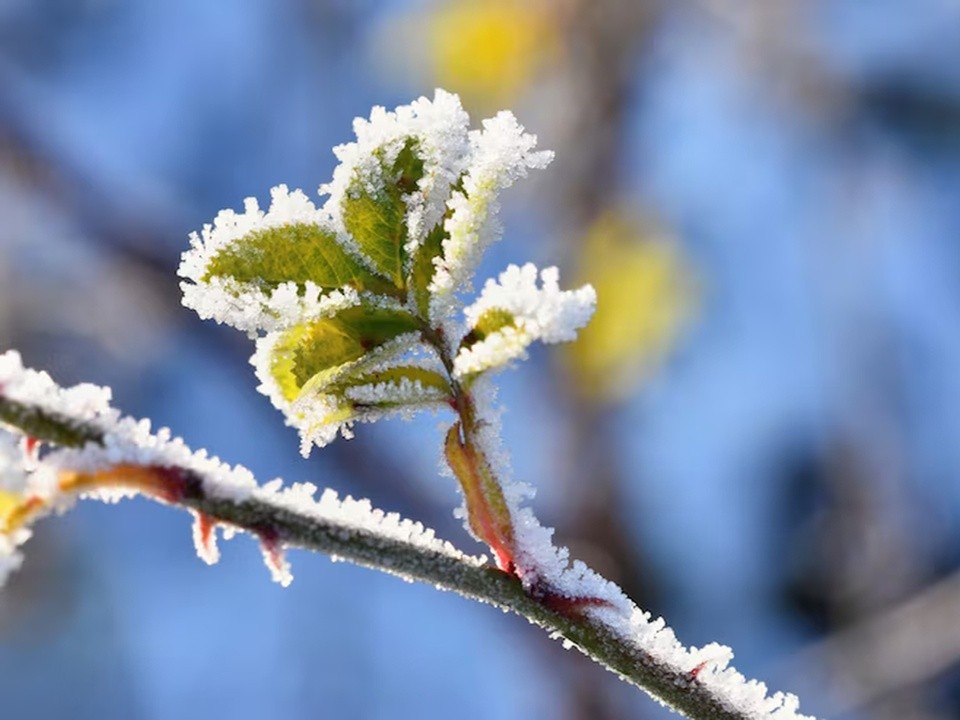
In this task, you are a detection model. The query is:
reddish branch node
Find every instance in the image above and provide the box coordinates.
[524,577,616,618]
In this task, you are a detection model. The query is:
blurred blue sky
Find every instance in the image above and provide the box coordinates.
[2,1,960,718]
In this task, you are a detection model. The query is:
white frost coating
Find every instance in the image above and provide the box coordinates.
[0,350,479,588]
[251,331,443,457]
[182,279,361,336]
[0,350,256,575]
[0,432,28,496]
[460,376,814,720]
[191,510,221,565]
[461,381,633,612]
[453,263,596,378]
[179,185,363,334]
[343,377,448,406]
[0,532,25,587]
[593,602,813,719]
[0,350,113,425]
[320,89,472,260]
[429,112,554,327]
[256,483,480,565]
[1,345,814,716]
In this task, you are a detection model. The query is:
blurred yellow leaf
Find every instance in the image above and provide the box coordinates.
[428,0,558,108]
[567,211,695,403]
[0,490,20,527]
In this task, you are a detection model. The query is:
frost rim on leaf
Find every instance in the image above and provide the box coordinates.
[179,185,376,334]
[320,88,472,265]
[428,112,554,328]
[453,263,596,379]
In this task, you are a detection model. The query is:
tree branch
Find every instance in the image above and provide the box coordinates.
[0,390,809,720]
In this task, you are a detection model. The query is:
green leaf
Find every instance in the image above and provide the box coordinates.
[333,365,451,399]
[410,222,447,318]
[202,222,399,298]
[342,138,425,289]
[269,304,423,403]
[459,307,516,354]
[409,173,464,318]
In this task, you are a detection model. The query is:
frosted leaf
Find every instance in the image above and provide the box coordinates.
[321,89,471,262]
[179,185,383,334]
[252,328,448,457]
[453,263,596,378]
[429,112,553,326]
[342,375,450,406]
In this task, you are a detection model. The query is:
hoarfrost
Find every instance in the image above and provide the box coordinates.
[454,263,596,378]
[429,112,553,327]
[0,431,29,585]
[0,350,477,588]
[25,87,815,716]
[179,185,359,334]
[250,329,442,457]
[320,88,472,259]
[461,376,815,720]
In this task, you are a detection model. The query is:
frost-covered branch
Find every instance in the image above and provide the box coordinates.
[0,350,809,720]
[1,90,815,720]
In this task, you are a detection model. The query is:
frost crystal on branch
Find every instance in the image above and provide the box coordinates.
[163,89,817,719]
[0,351,475,589]
[454,263,596,378]
[0,432,31,584]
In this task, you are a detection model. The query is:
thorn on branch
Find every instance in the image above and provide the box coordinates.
[192,511,220,565]
[528,580,616,618]
[256,524,292,587]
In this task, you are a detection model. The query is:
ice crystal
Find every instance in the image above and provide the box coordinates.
[454,263,596,378]
[0,350,477,588]
[251,328,447,457]
[320,88,471,259]
[179,185,364,334]
[0,432,29,585]
[428,113,553,326]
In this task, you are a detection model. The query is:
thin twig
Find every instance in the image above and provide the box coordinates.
[0,392,795,720]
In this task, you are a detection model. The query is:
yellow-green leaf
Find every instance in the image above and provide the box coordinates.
[409,174,463,318]
[269,304,422,403]
[333,365,451,400]
[202,222,398,298]
[459,307,516,353]
[342,139,425,288]
[410,221,447,317]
